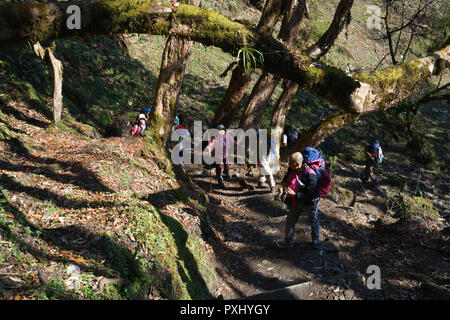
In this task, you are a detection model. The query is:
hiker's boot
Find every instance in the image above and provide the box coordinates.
[218,176,225,189]
[224,167,231,180]
[246,165,255,177]
[277,240,293,249]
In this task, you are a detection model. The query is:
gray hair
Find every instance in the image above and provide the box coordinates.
[290,152,303,165]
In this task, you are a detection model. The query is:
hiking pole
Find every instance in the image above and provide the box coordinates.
[209,167,212,193]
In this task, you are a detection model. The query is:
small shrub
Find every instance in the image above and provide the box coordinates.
[386,194,439,220]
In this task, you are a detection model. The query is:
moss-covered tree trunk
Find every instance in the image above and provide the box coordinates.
[239,0,308,130]
[1,1,448,117]
[212,0,284,128]
[150,0,200,145]
[33,42,63,123]
[151,36,191,144]
[280,112,360,160]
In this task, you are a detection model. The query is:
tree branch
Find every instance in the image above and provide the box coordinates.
[1,1,449,116]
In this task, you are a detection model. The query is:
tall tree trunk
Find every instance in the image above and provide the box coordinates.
[33,42,63,123]
[212,65,249,127]
[239,72,281,130]
[239,0,308,130]
[212,0,284,127]
[270,80,299,129]
[305,0,354,59]
[150,0,200,145]
[150,35,193,144]
[273,0,355,155]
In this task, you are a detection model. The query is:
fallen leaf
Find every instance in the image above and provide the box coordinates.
[68,257,89,264]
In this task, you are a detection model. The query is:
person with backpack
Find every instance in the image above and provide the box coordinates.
[277,147,331,250]
[206,124,233,189]
[130,113,147,136]
[140,106,152,121]
[171,120,189,173]
[171,115,181,133]
[361,139,383,185]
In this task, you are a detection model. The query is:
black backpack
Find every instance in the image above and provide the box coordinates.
[283,125,299,144]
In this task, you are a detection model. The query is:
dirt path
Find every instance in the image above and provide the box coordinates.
[184,163,450,300]
[1,98,448,300]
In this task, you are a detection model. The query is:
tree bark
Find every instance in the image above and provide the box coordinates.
[239,72,281,130]
[281,112,360,160]
[2,2,449,116]
[150,0,200,145]
[212,0,284,127]
[212,65,249,127]
[33,42,63,123]
[274,0,354,158]
[239,0,308,130]
[270,80,299,129]
[305,0,354,59]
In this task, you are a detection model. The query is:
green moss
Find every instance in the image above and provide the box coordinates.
[355,58,435,109]
[124,199,216,299]
[332,187,355,207]
[303,64,360,111]
[173,4,251,53]
[386,194,440,220]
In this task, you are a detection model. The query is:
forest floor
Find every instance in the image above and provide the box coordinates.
[184,154,450,300]
[1,87,449,300]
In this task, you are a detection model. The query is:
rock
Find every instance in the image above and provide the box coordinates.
[344,289,354,299]
[323,241,340,252]
[98,277,130,291]
[37,270,49,285]
[334,187,355,207]
[65,274,81,290]
[66,264,81,275]
[232,232,243,241]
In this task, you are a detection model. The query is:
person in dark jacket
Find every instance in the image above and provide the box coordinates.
[361,139,383,185]
[206,124,232,189]
[281,124,299,148]
[277,152,322,249]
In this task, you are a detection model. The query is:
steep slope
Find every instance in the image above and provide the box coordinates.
[0,38,219,300]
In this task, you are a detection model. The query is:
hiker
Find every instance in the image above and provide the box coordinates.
[281,124,299,148]
[171,121,189,173]
[278,148,330,250]
[361,139,383,185]
[130,113,147,136]
[207,124,233,189]
[139,106,152,122]
[171,115,181,132]
[257,128,277,192]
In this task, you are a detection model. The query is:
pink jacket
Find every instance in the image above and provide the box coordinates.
[284,170,304,207]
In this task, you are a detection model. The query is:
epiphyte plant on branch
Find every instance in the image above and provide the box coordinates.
[237,45,264,76]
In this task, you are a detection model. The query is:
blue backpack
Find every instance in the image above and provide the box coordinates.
[140,107,152,121]
[302,147,331,196]
[367,140,383,164]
